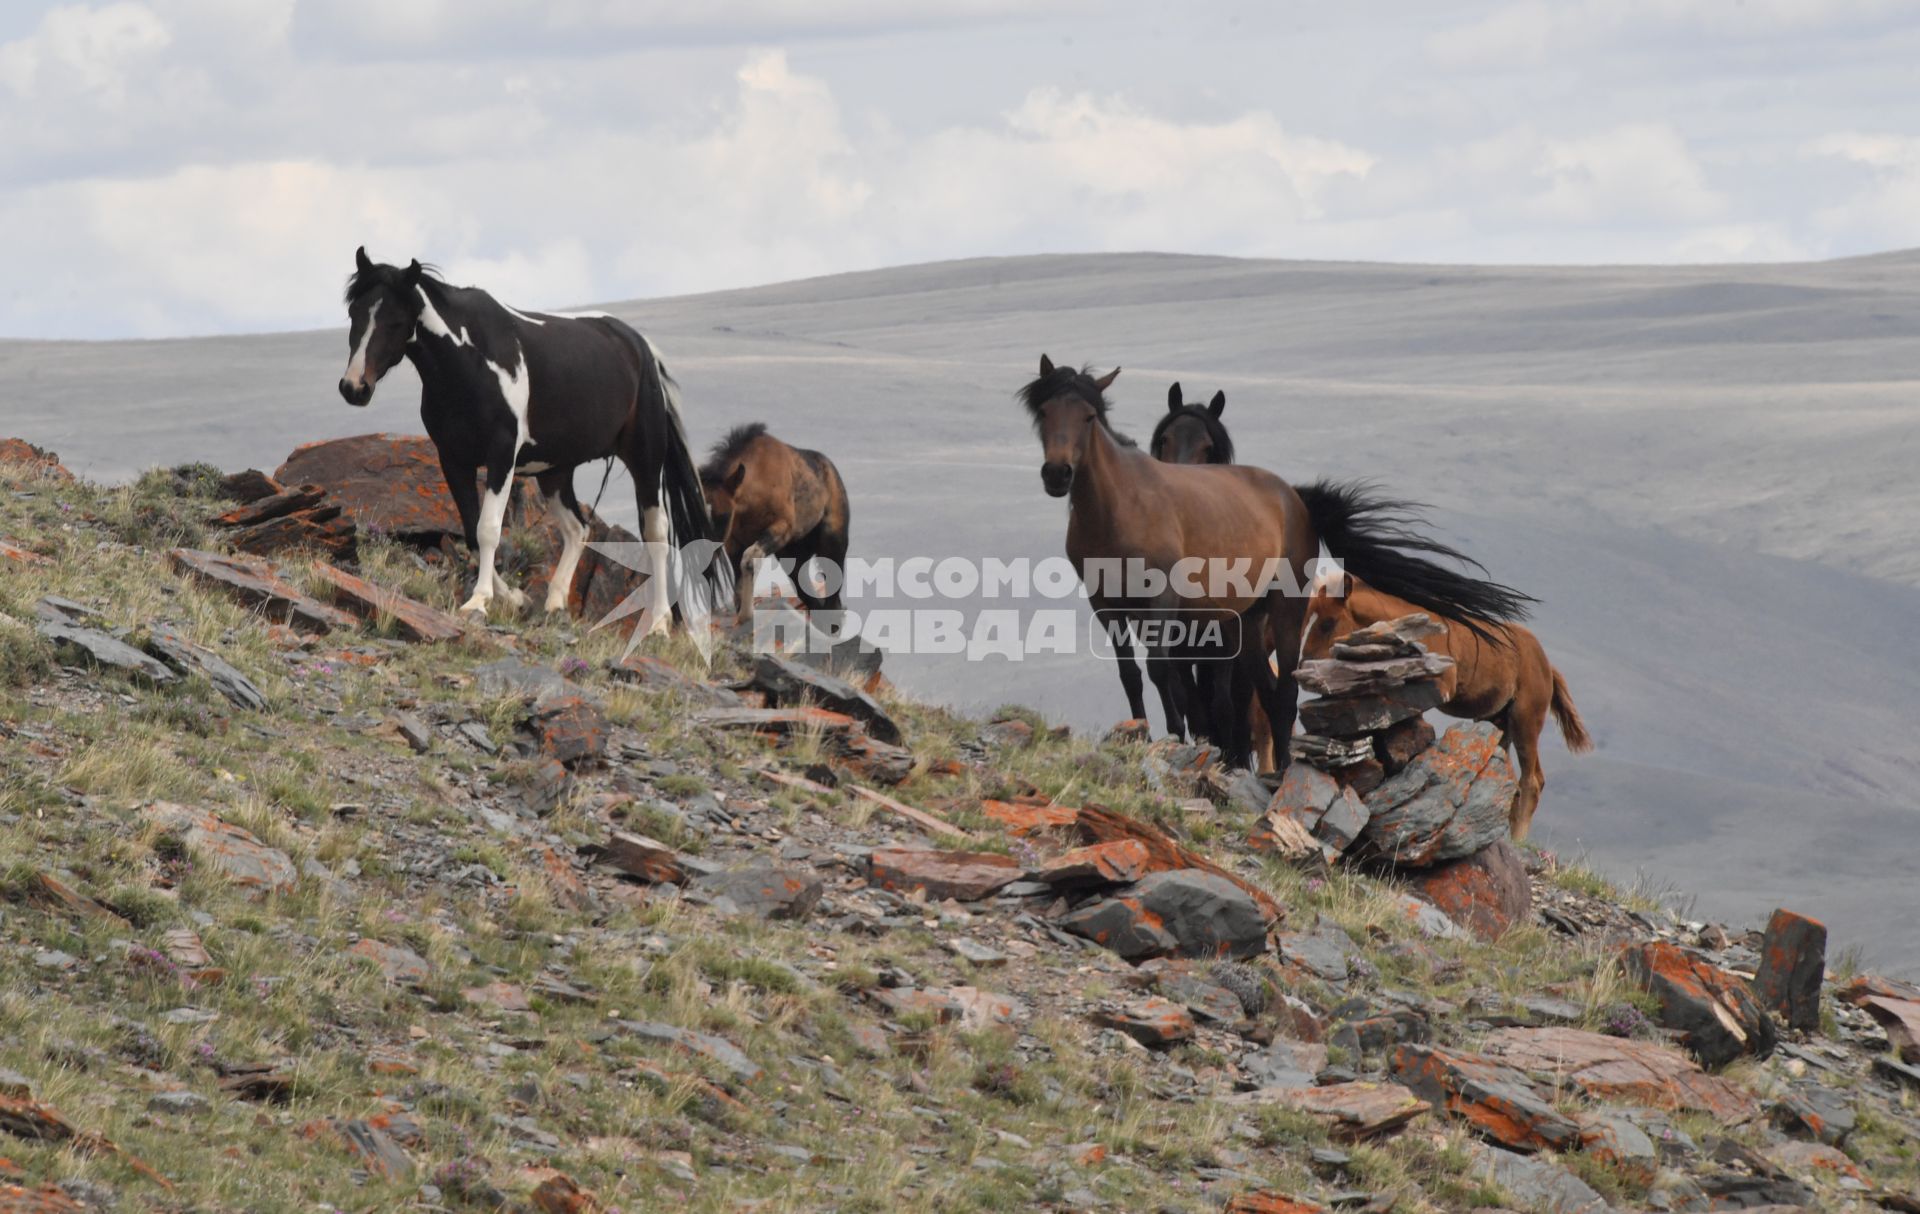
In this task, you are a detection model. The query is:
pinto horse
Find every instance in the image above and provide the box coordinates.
[1021,357,1317,768]
[1303,568,1590,840]
[699,423,851,615]
[337,249,722,629]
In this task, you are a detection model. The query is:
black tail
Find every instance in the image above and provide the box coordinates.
[1296,478,1536,644]
[636,339,736,615]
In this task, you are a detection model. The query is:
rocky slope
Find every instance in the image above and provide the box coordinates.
[1,437,1917,1214]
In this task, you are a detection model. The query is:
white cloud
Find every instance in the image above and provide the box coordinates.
[0,2,171,104]
[1806,132,1920,249]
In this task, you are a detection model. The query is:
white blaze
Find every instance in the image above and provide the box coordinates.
[345,297,381,384]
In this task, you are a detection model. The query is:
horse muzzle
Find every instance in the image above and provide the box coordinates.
[338,378,374,407]
[1041,462,1073,497]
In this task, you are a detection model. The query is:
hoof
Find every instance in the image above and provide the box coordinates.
[543,598,571,616]
[458,597,491,617]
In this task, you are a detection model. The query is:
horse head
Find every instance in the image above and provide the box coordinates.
[339,246,427,406]
[1149,381,1231,465]
[1300,562,1353,661]
[1019,353,1120,497]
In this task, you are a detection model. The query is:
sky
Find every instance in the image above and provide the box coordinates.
[1,0,1918,339]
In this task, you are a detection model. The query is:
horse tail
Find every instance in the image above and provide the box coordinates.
[639,339,735,609]
[1549,666,1593,753]
[1295,478,1536,645]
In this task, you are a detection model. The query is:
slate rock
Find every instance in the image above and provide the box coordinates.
[1372,715,1436,775]
[36,620,179,685]
[868,848,1020,902]
[309,561,466,643]
[1771,1083,1856,1147]
[1483,1026,1758,1120]
[1404,838,1531,941]
[750,653,899,744]
[1393,1044,1584,1152]
[1298,679,1444,737]
[1751,907,1827,1032]
[1062,869,1269,961]
[1295,652,1454,697]
[1275,923,1360,984]
[693,864,824,921]
[1466,1143,1608,1214]
[1094,996,1196,1047]
[619,1021,762,1084]
[141,802,296,897]
[527,693,609,768]
[168,548,358,635]
[1355,722,1514,867]
[1243,1037,1329,1089]
[1622,941,1777,1068]
[144,622,266,710]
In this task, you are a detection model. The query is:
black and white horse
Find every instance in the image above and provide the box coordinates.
[337,248,720,629]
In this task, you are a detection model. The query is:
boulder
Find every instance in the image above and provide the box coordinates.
[1154,969,1246,1024]
[585,832,699,885]
[749,653,899,744]
[1094,996,1196,1047]
[692,864,824,920]
[1298,680,1444,736]
[866,848,1021,901]
[169,549,358,635]
[308,562,466,643]
[141,803,296,897]
[1086,869,1270,961]
[1403,838,1531,940]
[1482,1026,1758,1120]
[1391,1044,1583,1152]
[275,434,467,541]
[1622,941,1777,1067]
[1073,805,1285,924]
[1055,896,1178,960]
[528,694,610,768]
[1260,764,1369,856]
[0,438,72,480]
[216,469,282,503]
[1751,907,1827,1032]
[1771,1083,1855,1146]
[143,622,267,710]
[1354,722,1514,867]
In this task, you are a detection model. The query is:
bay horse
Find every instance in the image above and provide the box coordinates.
[1021,357,1317,768]
[1302,566,1589,839]
[336,248,723,629]
[699,423,851,615]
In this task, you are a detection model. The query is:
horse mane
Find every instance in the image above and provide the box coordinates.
[1296,478,1536,644]
[1015,363,1137,447]
[1149,406,1234,463]
[342,259,445,304]
[702,421,768,481]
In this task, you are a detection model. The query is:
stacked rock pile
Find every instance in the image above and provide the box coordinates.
[1255,613,1530,940]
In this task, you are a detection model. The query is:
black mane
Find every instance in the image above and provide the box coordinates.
[1150,405,1234,464]
[342,259,444,304]
[702,422,768,480]
[1296,479,1537,643]
[1015,363,1136,447]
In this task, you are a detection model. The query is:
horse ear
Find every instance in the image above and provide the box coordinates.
[1166,382,1183,412]
[1094,366,1121,391]
[1039,354,1055,378]
[1208,390,1226,418]
[404,259,423,285]
[355,246,373,275]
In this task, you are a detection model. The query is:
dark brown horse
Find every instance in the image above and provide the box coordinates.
[699,423,850,615]
[1149,382,1276,764]
[1303,568,1591,839]
[1022,357,1317,767]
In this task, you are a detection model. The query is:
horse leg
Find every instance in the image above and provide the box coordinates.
[461,448,523,616]
[1146,646,1190,742]
[809,521,850,613]
[1256,598,1303,773]
[735,525,795,620]
[1091,596,1149,724]
[1506,691,1550,841]
[538,470,590,615]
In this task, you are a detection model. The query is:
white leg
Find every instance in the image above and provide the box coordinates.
[544,494,588,614]
[736,542,766,623]
[460,483,514,616]
[641,505,672,637]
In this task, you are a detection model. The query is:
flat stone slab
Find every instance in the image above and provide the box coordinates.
[36,620,179,685]
[169,548,358,635]
[750,653,900,744]
[145,622,266,710]
[1298,679,1445,736]
[1391,1043,1584,1152]
[1296,653,1454,697]
[1482,1026,1758,1121]
[618,1021,762,1085]
[868,848,1021,901]
[1228,1081,1429,1141]
[309,561,466,643]
[141,802,296,897]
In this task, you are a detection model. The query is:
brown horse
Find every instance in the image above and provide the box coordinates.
[698,423,851,615]
[1302,568,1592,839]
[1023,357,1317,767]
